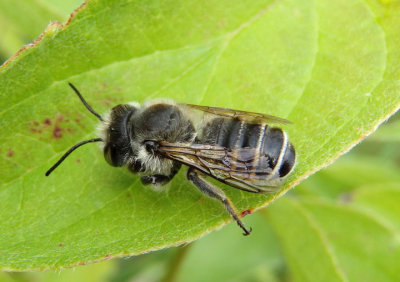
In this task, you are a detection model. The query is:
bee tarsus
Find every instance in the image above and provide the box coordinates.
[141,174,172,186]
[187,168,252,236]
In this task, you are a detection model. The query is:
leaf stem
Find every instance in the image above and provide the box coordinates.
[161,244,192,282]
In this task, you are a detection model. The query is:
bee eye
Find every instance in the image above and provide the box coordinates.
[103,144,113,166]
[104,144,124,167]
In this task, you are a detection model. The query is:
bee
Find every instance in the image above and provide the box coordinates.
[46,83,296,235]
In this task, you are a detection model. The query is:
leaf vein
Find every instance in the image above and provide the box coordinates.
[290,199,349,282]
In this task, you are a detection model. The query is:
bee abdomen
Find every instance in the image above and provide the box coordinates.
[202,118,260,148]
[202,118,295,179]
[278,142,295,177]
[261,127,295,179]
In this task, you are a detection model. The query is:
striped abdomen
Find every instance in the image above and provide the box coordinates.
[201,118,295,180]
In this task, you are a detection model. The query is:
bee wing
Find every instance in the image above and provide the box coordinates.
[181,103,292,125]
[158,142,280,193]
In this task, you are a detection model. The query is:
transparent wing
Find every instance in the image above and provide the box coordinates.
[181,103,292,125]
[158,142,280,193]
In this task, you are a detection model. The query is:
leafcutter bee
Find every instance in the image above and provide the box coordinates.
[46,83,296,235]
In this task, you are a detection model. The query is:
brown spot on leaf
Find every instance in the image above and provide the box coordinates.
[102,97,113,107]
[7,149,14,157]
[53,126,63,139]
[29,114,73,138]
[43,118,51,126]
[76,159,81,163]
[58,243,63,247]
[30,128,42,134]
[102,96,121,106]
[102,99,111,107]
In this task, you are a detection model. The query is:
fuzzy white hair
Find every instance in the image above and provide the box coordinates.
[136,147,175,175]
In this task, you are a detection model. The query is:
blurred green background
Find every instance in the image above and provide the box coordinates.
[1,1,399,281]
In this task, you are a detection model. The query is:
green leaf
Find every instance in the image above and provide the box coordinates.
[0,260,115,282]
[0,0,82,61]
[294,155,400,199]
[267,185,400,282]
[176,213,284,282]
[351,183,400,236]
[108,248,177,282]
[0,0,400,270]
[367,118,400,143]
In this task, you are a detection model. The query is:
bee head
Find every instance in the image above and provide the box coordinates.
[46,83,137,176]
[102,104,137,167]
[46,84,193,177]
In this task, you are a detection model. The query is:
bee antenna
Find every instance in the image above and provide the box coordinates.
[68,82,104,122]
[45,138,103,176]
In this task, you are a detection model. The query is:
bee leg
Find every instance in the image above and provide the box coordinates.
[141,175,172,186]
[187,168,252,236]
[141,163,181,186]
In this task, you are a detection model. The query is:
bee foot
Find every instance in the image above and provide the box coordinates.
[141,175,172,186]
